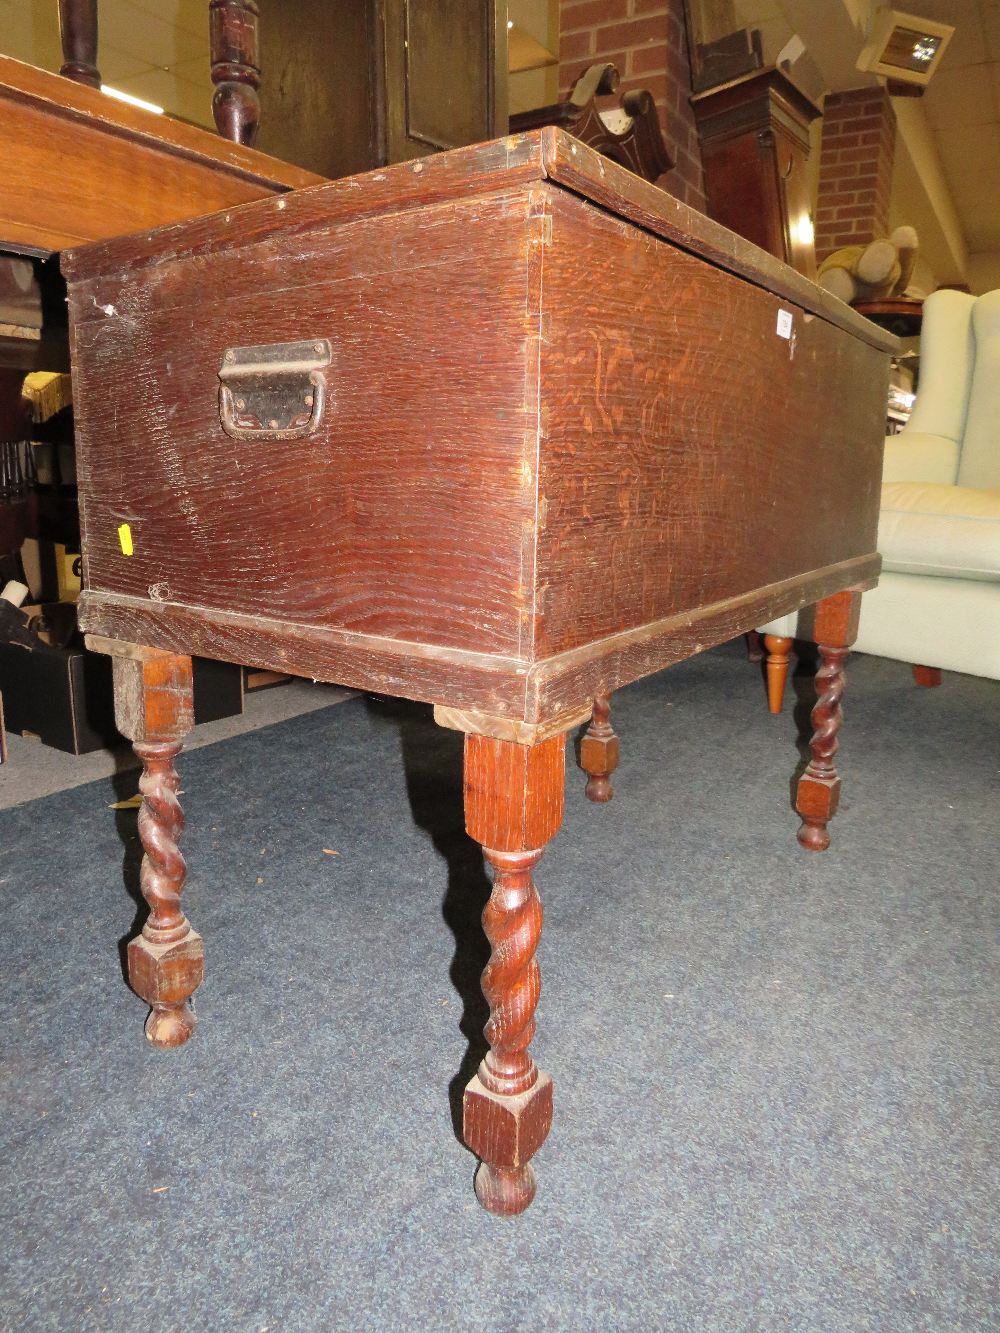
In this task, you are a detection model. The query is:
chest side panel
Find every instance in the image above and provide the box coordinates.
[70,189,537,658]
[534,190,888,658]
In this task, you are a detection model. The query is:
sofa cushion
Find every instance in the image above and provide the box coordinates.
[758,574,1000,677]
[879,482,1000,582]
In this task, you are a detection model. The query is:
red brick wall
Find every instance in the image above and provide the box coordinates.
[814,88,896,261]
[558,0,706,211]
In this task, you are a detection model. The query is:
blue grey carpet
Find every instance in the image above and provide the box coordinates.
[1,641,997,1331]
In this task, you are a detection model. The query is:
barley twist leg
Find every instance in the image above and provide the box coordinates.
[796,643,848,852]
[461,732,565,1215]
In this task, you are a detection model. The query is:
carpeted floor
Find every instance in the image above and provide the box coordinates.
[1,640,997,1331]
[0,680,352,809]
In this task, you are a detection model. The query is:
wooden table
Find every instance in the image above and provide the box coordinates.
[63,128,896,1215]
[853,297,924,340]
[0,53,322,257]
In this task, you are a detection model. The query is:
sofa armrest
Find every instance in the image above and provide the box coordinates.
[882,431,960,485]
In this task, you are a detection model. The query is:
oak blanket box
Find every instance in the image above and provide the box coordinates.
[62,128,896,1215]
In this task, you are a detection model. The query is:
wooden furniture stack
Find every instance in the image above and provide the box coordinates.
[54,0,507,172]
[510,61,674,183]
[0,53,320,256]
[63,128,896,1214]
[691,67,821,280]
[682,0,820,279]
[0,2,323,748]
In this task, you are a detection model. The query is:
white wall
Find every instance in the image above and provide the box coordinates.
[966,252,1000,296]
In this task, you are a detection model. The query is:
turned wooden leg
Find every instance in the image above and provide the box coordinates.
[210,0,261,145]
[58,0,100,87]
[795,591,860,853]
[912,664,942,688]
[462,732,565,1215]
[110,645,201,1048]
[580,692,619,802]
[763,634,793,714]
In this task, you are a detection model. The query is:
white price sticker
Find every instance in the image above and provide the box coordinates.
[776,309,794,339]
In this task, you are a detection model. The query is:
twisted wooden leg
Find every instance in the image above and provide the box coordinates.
[130,738,201,1047]
[796,644,848,851]
[462,732,565,1215]
[763,634,793,714]
[580,692,619,802]
[107,644,201,1047]
[794,591,860,852]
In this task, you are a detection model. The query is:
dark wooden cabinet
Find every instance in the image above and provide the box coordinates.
[255,0,507,179]
[691,67,820,279]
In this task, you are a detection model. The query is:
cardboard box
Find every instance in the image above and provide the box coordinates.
[0,638,243,755]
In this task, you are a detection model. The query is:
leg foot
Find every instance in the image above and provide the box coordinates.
[466,1068,553,1215]
[580,693,619,802]
[128,925,203,1049]
[461,733,565,1213]
[912,664,942,688]
[145,1002,197,1049]
[474,1163,537,1215]
[763,634,793,714]
[796,804,833,852]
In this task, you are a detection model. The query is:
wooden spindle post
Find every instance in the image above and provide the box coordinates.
[795,590,861,852]
[209,0,261,145]
[58,0,100,87]
[462,731,566,1215]
[579,692,620,801]
[763,633,793,714]
[110,644,202,1047]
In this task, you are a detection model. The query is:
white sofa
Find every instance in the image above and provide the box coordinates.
[760,287,1000,702]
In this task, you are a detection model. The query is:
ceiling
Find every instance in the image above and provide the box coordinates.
[734,0,1000,287]
[910,0,1000,253]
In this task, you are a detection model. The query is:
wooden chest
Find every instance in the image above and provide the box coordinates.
[63,128,892,744]
[62,130,895,1216]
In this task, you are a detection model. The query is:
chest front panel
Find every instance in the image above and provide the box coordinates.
[71,190,538,658]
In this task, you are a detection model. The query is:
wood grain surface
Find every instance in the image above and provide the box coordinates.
[0,53,321,254]
[79,556,878,733]
[61,135,546,281]
[72,189,538,656]
[61,128,897,356]
[537,130,894,354]
[464,733,566,853]
[67,129,892,736]
[533,187,889,657]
